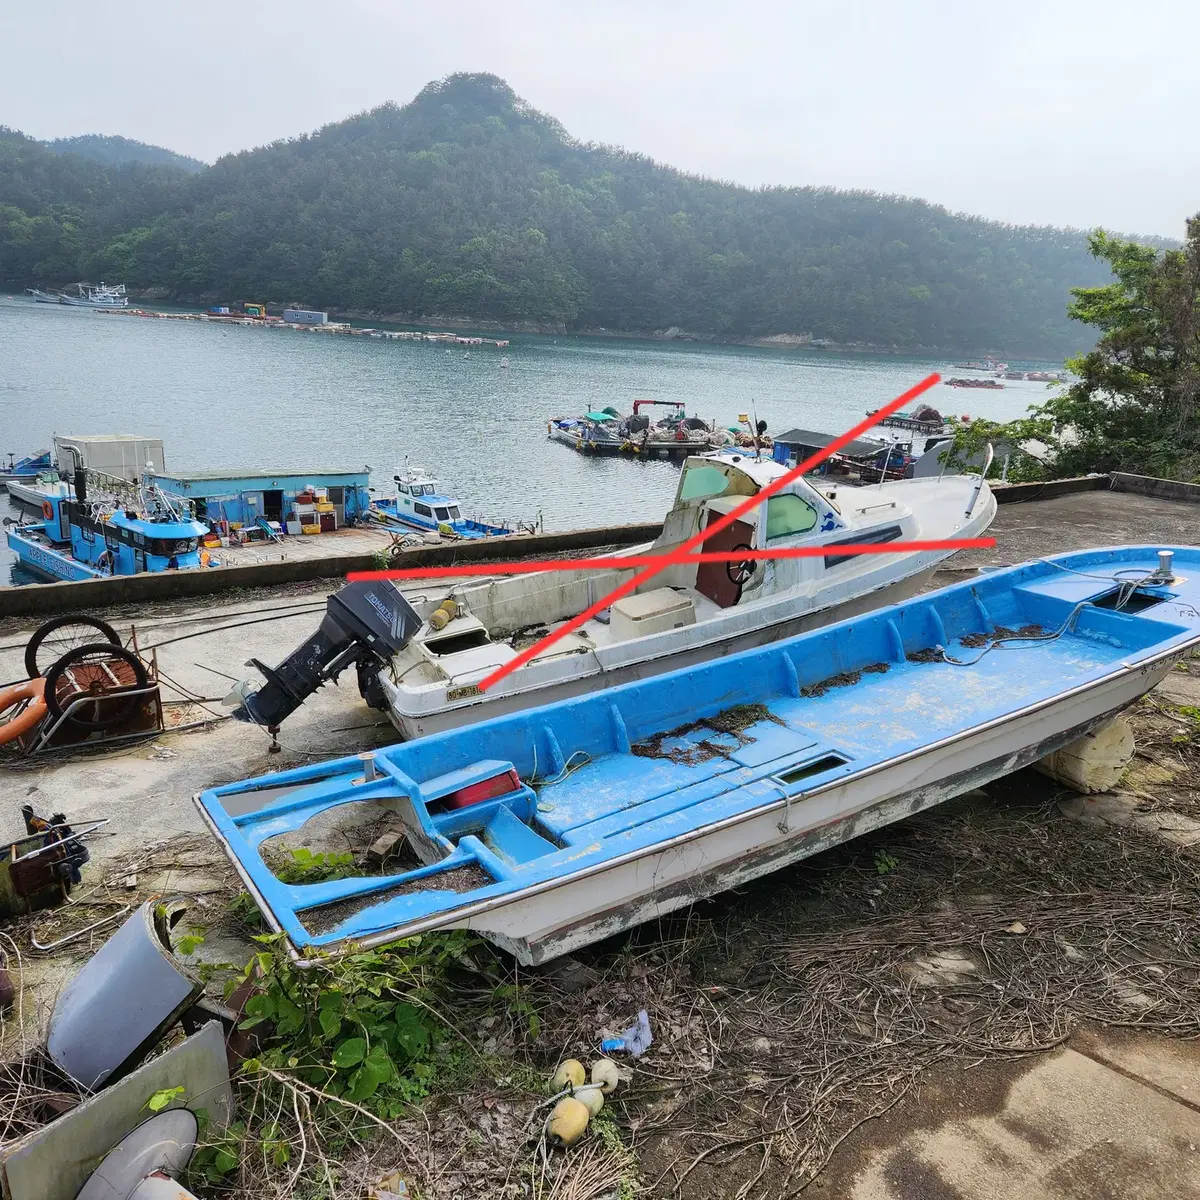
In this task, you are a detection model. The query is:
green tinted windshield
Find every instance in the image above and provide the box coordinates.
[679,465,731,502]
[765,494,818,539]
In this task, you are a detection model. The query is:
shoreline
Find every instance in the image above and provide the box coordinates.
[115,291,1072,362]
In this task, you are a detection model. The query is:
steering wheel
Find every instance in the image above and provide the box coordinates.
[726,545,756,586]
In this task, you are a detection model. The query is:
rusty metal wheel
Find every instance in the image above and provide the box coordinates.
[42,644,149,732]
[24,615,121,679]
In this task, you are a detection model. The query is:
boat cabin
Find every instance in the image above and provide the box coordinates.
[650,452,847,605]
[373,467,509,539]
[29,491,207,577]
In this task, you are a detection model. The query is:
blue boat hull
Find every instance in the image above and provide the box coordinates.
[196,546,1200,963]
[371,504,509,539]
[5,530,103,581]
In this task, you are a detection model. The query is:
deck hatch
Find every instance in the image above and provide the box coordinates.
[775,753,851,790]
[1091,586,1173,614]
[424,628,492,655]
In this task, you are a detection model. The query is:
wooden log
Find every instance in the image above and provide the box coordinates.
[1033,716,1134,794]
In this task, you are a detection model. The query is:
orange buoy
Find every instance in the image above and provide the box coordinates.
[0,677,48,746]
[41,500,53,520]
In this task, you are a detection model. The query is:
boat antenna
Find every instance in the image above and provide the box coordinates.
[752,402,761,461]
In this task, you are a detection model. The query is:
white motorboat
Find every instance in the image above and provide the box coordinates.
[27,283,129,308]
[376,449,998,738]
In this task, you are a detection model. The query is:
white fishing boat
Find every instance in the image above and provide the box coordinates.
[374,448,998,738]
[26,283,129,308]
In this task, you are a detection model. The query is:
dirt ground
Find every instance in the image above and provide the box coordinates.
[1,490,1199,1199]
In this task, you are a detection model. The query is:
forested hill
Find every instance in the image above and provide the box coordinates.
[0,74,1136,355]
[46,134,206,173]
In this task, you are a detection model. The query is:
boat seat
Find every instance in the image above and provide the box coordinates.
[484,805,559,867]
[609,588,696,641]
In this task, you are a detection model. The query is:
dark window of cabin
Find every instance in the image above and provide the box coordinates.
[415,503,432,518]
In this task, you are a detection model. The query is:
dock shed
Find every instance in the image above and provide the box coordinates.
[772,428,889,469]
[282,308,329,325]
[148,468,372,533]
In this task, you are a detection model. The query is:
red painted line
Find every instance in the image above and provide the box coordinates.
[470,373,942,690]
[347,537,995,583]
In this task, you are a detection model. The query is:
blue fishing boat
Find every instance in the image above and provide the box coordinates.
[0,450,52,489]
[371,465,510,539]
[4,476,211,582]
[196,545,1200,964]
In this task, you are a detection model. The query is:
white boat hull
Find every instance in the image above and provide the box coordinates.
[374,651,1180,964]
[5,479,55,509]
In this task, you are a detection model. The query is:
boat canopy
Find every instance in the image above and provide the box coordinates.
[585,411,617,422]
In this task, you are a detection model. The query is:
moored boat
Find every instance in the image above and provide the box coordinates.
[196,544,1200,964]
[548,401,720,459]
[4,474,211,582]
[370,466,511,539]
[26,283,129,308]
[0,450,52,490]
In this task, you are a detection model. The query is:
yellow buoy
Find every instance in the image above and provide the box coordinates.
[428,608,449,631]
[590,1058,619,1095]
[550,1059,586,1091]
[548,1096,590,1148]
[439,598,458,621]
[574,1084,605,1117]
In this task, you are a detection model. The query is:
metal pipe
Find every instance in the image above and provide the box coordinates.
[965,443,994,517]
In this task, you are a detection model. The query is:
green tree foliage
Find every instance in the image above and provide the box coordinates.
[0,74,1148,354]
[47,134,206,174]
[951,219,1200,481]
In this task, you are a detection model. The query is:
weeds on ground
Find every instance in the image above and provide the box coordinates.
[185,928,492,1197]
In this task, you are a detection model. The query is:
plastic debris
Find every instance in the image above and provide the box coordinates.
[368,1171,411,1199]
[47,899,203,1090]
[600,1009,653,1057]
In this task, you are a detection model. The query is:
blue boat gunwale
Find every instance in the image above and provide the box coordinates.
[195,545,1200,961]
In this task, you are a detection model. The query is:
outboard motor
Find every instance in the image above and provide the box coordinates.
[234,580,422,728]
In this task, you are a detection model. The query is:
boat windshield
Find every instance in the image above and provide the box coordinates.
[448,505,462,519]
[764,494,818,540]
[435,507,450,521]
[149,537,197,556]
[679,464,733,503]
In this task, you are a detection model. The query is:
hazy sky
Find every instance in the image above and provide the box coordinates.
[2,0,1196,236]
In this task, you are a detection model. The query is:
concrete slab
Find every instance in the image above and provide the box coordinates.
[847,1045,1200,1199]
[943,489,1200,575]
[1058,792,1200,847]
[1154,671,1200,709]
[1071,1027,1200,1110]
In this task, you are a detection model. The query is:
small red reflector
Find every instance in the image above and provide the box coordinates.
[445,769,521,809]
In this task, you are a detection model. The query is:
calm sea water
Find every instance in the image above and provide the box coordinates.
[0,295,1056,586]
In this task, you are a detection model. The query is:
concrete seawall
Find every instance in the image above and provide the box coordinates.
[0,474,1142,619]
[0,521,662,618]
[1110,472,1200,505]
